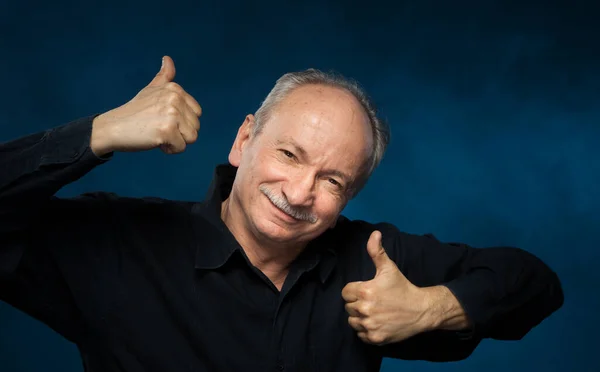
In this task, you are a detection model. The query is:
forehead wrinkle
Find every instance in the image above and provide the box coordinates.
[300,114,368,173]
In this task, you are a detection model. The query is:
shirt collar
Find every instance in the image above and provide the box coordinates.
[191,163,337,284]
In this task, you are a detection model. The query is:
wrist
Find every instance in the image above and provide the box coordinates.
[91,113,115,156]
[421,285,470,331]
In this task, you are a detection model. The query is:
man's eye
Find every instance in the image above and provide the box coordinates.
[282,150,294,158]
[328,178,340,186]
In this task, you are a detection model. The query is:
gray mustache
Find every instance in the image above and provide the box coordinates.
[259,185,318,224]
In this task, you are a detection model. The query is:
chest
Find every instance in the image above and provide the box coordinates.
[58,205,382,371]
[78,250,379,372]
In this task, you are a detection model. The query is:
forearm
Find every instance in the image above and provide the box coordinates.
[0,115,110,275]
[422,285,471,331]
[434,248,563,339]
[1,116,108,201]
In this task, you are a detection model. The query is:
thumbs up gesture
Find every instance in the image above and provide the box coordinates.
[341,230,433,345]
[91,56,203,156]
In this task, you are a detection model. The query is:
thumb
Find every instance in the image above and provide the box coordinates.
[148,55,176,87]
[367,230,392,274]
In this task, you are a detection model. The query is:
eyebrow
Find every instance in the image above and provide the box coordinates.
[326,169,351,183]
[277,139,308,159]
[276,139,352,183]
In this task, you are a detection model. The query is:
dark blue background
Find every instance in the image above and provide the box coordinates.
[0,0,597,370]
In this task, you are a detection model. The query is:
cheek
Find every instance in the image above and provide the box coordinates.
[241,149,268,182]
[255,151,289,179]
[314,196,344,220]
[239,155,277,201]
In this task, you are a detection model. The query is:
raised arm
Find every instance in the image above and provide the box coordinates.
[340,221,563,361]
[0,55,202,341]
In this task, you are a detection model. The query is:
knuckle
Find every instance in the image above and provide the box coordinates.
[359,319,370,330]
[358,303,372,316]
[165,105,179,117]
[361,318,375,331]
[186,130,198,144]
[158,121,177,136]
[166,82,183,92]
[165,119,178,131]
[358,286,372,299]
[166,91,181,106]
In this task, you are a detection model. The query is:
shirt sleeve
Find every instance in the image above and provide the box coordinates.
[369,222,564,360]
[0,116,113,342]
[0,115,111,274]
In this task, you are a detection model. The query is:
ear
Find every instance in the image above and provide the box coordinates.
[228,114,255,167]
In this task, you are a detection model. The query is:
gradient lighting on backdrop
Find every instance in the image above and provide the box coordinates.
[0,0,596,371]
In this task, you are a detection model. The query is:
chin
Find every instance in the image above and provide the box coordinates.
[248,215,306,244]
[254,219,301,243]
[255,218,329,246]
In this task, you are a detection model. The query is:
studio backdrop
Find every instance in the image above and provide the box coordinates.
[0,0,597,371]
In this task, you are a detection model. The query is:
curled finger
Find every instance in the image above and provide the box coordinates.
[344,302,361,317]
[347,316,366,332]
[183,92,202,117]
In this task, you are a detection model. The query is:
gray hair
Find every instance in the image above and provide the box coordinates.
[252,68,390,197]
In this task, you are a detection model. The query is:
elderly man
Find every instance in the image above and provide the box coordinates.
[0,56,562,372]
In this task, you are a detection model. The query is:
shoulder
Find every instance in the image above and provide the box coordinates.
[331,215,403,247]
[322,216,406,280]
[48,191,197,225]
[326,215,402,261]
[329,215,445,256]
[72,191,196,209]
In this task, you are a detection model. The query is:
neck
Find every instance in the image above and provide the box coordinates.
[220,196,304,287]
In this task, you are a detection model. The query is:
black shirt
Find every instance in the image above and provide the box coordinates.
[0,116,564,372]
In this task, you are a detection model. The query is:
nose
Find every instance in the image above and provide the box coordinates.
[281,171,315,207]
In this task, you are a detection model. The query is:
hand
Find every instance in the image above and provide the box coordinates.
[341,230,432,345]
[91,55,202,156]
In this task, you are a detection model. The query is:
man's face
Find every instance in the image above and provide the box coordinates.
[227,84,373,246]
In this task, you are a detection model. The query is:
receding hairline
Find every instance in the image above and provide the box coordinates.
[257,83,372,130]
